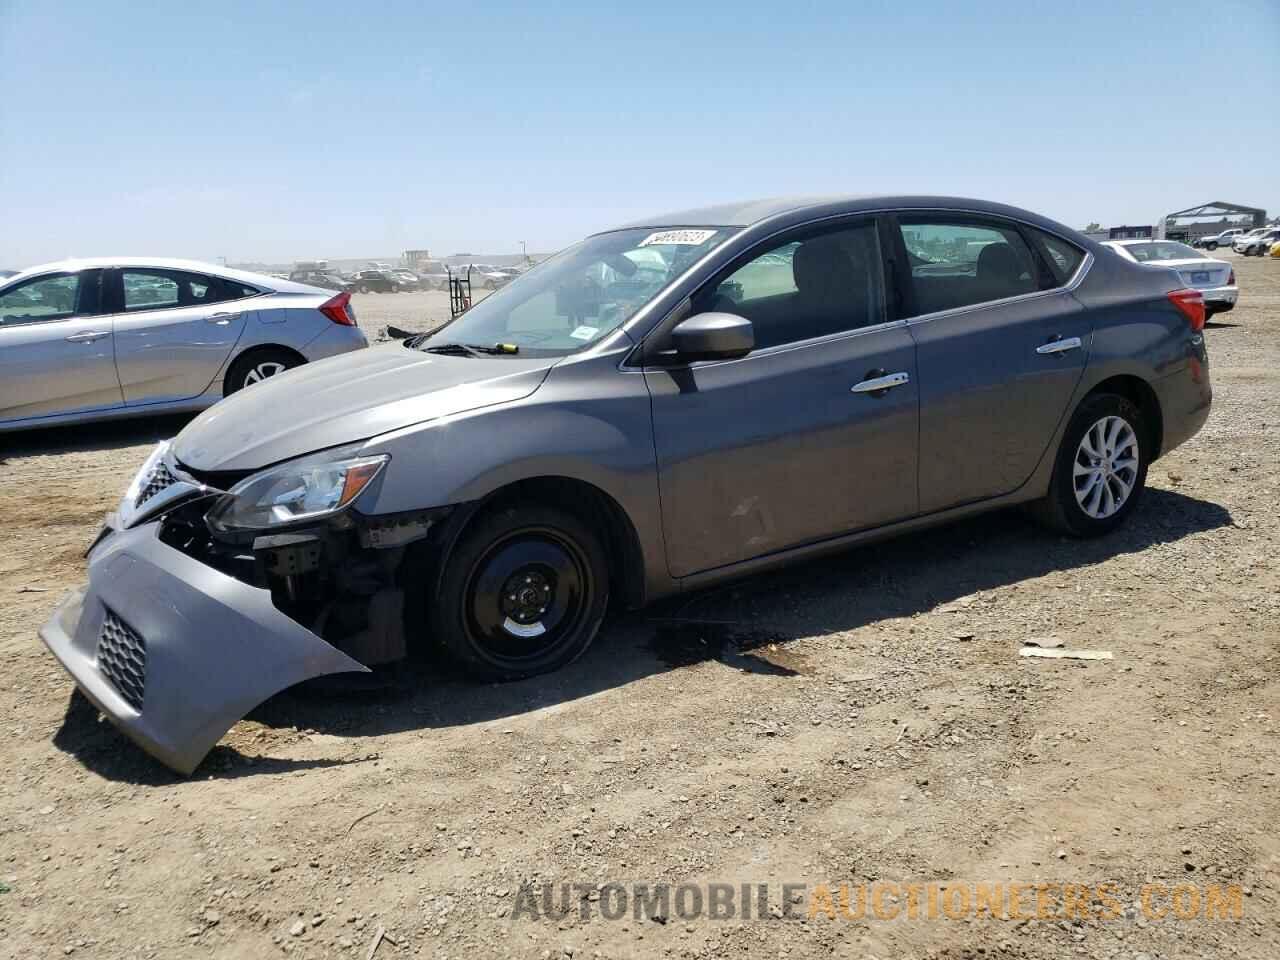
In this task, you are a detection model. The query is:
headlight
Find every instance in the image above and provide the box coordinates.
[205,452,389,533]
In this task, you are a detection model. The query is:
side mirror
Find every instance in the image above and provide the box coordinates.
[670,312,754,362]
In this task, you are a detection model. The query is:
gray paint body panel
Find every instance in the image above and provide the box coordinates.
[38,195,1213,774]
[38,519,367,775]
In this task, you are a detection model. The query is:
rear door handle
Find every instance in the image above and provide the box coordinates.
[1037,336,1082,355]
[65,331,111,343]
[851,371,910,394]
[206,312,241,325]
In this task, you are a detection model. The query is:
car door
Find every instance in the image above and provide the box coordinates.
[890,214,1092,513]
[644,218,919,578]
[108,268,249,405]
[0,269,123,425]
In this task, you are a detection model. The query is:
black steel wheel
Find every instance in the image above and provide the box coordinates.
[431,504,609,680]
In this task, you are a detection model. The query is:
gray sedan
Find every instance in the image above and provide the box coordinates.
[0,257,368,432]
[40,196,1212,773]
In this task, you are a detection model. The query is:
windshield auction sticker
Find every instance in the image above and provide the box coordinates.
[639,229,718,246]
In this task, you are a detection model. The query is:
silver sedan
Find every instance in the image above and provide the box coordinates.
[0,257,368,432]
[1102,240,1237,318]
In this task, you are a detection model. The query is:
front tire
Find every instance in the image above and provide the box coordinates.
[1033,393,1149,537]
[430,504,609,681]
[1204,241,1217,251]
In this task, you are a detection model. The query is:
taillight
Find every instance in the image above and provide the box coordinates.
[319,291,355,326]
[1227,268,1235,285]
[1167,288,1205,333]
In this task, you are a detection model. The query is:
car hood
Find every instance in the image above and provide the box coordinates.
[174,342,558,472]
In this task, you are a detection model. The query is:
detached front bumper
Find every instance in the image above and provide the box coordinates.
[39,519,368,775]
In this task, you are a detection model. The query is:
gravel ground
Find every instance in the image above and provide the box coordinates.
[0,256,1276,959]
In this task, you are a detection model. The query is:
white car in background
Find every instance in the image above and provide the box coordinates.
[1103,240,1237,318]
[0,258,367,432]
[1196,228,1244,251]
[1233,227,1280,257]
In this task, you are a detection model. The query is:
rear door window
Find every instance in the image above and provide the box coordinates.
[895,218,1040,317]
[121,270,243,310]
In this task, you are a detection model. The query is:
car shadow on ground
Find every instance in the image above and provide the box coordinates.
[53,488,1232,784]
[0,413,196,460]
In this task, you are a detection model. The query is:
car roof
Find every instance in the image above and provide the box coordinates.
[612,194,1087,239]
[1,256,317,293]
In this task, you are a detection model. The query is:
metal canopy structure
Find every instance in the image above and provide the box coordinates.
[1158,201,1267,241]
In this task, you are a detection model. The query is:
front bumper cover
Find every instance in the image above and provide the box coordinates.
[39,519,368,775]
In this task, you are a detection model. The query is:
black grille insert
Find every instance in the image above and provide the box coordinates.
[97,608,147,711]
[135,462,178,508]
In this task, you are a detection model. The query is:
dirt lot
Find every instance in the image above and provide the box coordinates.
[1,258,1277,960]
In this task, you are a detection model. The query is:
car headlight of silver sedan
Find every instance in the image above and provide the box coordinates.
[206,451,389,533]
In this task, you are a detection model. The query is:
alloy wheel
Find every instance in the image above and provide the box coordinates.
[1073,415,1140,519]
[242,361,287,387]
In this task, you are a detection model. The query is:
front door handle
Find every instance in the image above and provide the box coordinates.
[206,312,241,325]
[65,331,111,343]
[1036,336,1082,355]
[851,371,910,395]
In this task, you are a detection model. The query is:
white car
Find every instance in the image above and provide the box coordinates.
[1233,227,1280,257]
[1103,240,1237,318]
[1197,228,1244,251]
[0,257,368,432]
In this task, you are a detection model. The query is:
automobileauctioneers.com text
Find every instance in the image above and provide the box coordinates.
[510,881,1246,923]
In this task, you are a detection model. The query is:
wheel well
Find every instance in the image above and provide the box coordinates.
[223,344,307,395]
[450,477,647,610]
[1086,375,1164,460]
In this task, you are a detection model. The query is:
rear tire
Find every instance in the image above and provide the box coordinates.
[224,347,303,395]
[358,284,371,294]
[429,504,609,681]
[1032,393,1149,537]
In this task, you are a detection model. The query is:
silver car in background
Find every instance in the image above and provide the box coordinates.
[1103,239,1237,318]
[0,258,367,431]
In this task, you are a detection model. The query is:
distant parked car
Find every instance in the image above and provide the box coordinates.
[1196,229,1244,251]
[350,270,402,293]
[390,270,426,291]
[415,263,450,290]
[461,264,516,290]
[0,257,367,431]
[1103,240,1237,318]
[288,269,347,291]
[1234,227,1280,257]
[0,269,17,280]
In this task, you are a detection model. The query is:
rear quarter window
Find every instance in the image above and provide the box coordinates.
[1025,227,1086,286]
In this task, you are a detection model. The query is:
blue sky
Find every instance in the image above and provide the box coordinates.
[2,0,1277,266]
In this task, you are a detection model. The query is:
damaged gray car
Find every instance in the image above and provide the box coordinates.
[41,195,1212,774]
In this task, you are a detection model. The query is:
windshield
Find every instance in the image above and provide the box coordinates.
[1123,241,1202,262]
[417,227,734,356]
